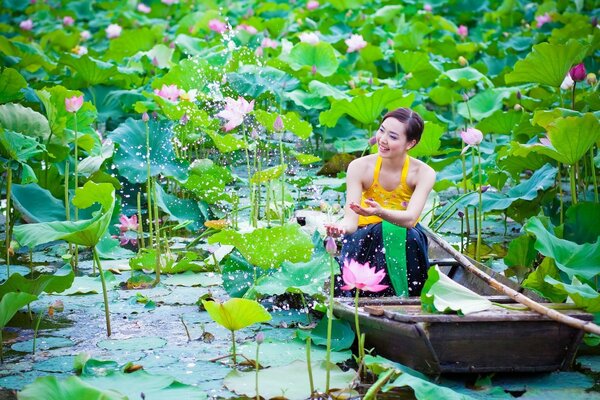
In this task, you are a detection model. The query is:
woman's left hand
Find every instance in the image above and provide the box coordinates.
[349,199,383,217]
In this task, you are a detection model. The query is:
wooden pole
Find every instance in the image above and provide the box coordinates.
[426,229,600,336]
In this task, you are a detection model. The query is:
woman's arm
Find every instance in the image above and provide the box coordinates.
[350,164,436,228]
[324,159,363,237]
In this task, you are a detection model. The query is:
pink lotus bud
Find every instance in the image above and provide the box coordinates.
[325,236,337,255]
[273,115,284,132]
[255,47,264,57]
[569,63,586,82]
[460,127,483,146]
[481,185,490,193]
[424,4,432,12]
[458,210,464,218]
[137,3,151,14]
[311,65,317,75]
[105,24,122,39]
[180,113,189,125]
[20,19,33,31]
[65,95,84,113]
[535,13,551,28]
[560,73,574,90]
[63,16,74,26]
[368,136,377,146]
[152,56,159,66]
[516,90,522,100]
[142,112,149,122]
[256,332,265,344]
[386,38,394,47]
[307,0,319,10]
[457,25,468,38]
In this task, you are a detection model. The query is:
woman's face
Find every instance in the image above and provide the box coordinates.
[375,117,416,157]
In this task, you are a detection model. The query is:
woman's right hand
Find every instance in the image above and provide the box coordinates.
[324,223,346,238]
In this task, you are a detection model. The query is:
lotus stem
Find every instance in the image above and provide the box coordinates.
[93,247,111,336]
[591,147,599,203]
[325,256,335,392]
[5,167,11,276]
[558,163,564,225]
[231,330,237,366]
[137,191,145,249]
[73,120,79,269]
[255,340,260,400]
[476,146,483,262]
[570,164,578,205]
[145,120,153,248]
[32,308,44,355]
[461,151,470,237]
[152,179,161,285]
[363,369,397,400]
[354,289,364,361]
[242,128,255,227]
[306,337,315,397]
[279,133,285,225]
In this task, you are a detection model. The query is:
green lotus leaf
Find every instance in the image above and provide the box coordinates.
[476,110,523,134]
[35,86,79,143]
[385,369,475,400]
[205,130,247,153]
[238,338,352,367]
[82,86,145,125]
[531,108,592,129]
[254,110,312,139]
[106,28,156,61]
[0,292,38,330]
[0,36,57,72]
[394,51,441,89]
[154,182,207,231]
[503,234,537,280]
[308,80,350,100]
[0,264,74,300]
[109,118,189,183]
[287,42,339,77]
[422,265,493,315]
[371,4,404,24]
[0,68,26,104]
[564,202,600,244]
[319,87,415,128]
[0,103,51,142]
[524,217,600,281]
[227,65,300,101]
[40,30,79,52]
[292,151,321,165]
[77,140,114,177]
[296,317,355,351]
[284,89,330,110]
[522,258,568,303]
[544,276,600,312]
[13,181,115,248]
[546,114,600,165]
[221,251,270,298]
[408,122,444,157]
[208,224,313,269]
[505,40,589,87]
[224,360,355,399]
[457,88,513,121]
[428,86,462,106]
[60,54,118,87]
[152,57,219,92]
[202,298,271,331]
[183,158,232,204]
[444,67,494,88]
[250,165,286,185]
[0,129,44,164]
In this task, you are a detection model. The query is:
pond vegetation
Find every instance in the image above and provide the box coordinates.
[1,0,600,399]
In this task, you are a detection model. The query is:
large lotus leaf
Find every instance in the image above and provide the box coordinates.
[183,158,232,204]
[284,90,330,110]
[408,122,444,157]
[503,234,537,280]
[444,67,494,88]
[308,80,350,100]
[205,130,247,153]
[207,224,313,269]
[35,86,78,142]
[0,264,74,300]
[457,88,513,121]
[95,234,134,260]
[152,57,219,92]
[106,28,155,61]
[13,181,115,248]
[154,183,206,231]
[18,375,126,400]
[429,86,463,106]
[250,164,286,185]
[295,317,355,352]
[522,258,568,303]
[237,338,352,367]
[221,251,270,298]
[530,108,593,129]
[546,114,600,165]
[202,298,271,331]
[0,129,44,163]
[395,51,441,89]
[564,203,600,244]
[109,118,189,183]
[77,139,114,177]
[224,360,355,400]
[455,163,557,212]
[0,68,26,104]
[0,292,38,329]
[227,65,300,101]
[385,371,475,400]
[505,40,589,87]
[421,266,492,315]
[0,103,51,142]
[60,54,118,87]
[544,276,600,313]
[319,87,415,128]
[524,217,600,281]
[139,45,174,70]
[83,86,145,125]
[0,36,57,72]
[254,251,330,296]
[254,110,312,139]
[476,110,523,135]
[287,42,339,77]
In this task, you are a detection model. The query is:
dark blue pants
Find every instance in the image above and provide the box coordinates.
[337,223,429,297]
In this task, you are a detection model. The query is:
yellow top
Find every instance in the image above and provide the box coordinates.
[357,156,414,226]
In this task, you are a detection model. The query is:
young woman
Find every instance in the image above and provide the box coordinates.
[325,108,436,297]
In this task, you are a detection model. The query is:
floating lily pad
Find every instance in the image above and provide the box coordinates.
[11,336,74,353]
[34,355,77,373]
[162,272,223,287]
[97,336,167,352]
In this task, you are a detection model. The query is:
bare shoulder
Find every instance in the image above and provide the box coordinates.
[347,154,377,186]
[408,157,436,185]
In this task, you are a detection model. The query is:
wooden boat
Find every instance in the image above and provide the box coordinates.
[332,228,593,375]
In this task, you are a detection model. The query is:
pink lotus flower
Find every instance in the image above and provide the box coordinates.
[179,89,198,102]
[137,3,151,13]
[460,127,483,146]
[63,16,75,26]
[216,96,255,131]
[105,24,122,39]
[307,0,319,10]
[72,45,88,56]
[273,115,284,132]
[20,19,33,31]
[340,259,389,293]
[117,231,137,246]
[569,63,586,82]
[539,135,552,148]
[457,25,468,38]
[299,32,320,44]
[80,30,91,40]
[116,214,138,233]
[142,112,149,122]
[154,84,180,102]
[423,4,432,12]
[237,24,257,34]
[560,74,574,90]
[535,13,551,28]
[65,95,84,113]
[345,34,367,53]
[261,37,278,48]
[208,19,227,34]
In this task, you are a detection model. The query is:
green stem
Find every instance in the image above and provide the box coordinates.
[570,164,578,205]
[364,369,397,400]
[5,167,11,276]
[255,342,261,400]
[476,146,483,262]
[461,151,471,237]
[300,293,311,324]
[93,247,112,336]
[145,121,154,248]
[231,330,237,366]
[279,133,285,225]
[243,129,255,227]
[306,337,315,397]
[137,191,145,249]
[591,147,599,203]
[354,289,363,362]
[325,256,335,392]
[32,309,44,355]
[558,163,564,225]
[152,179,161,285]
